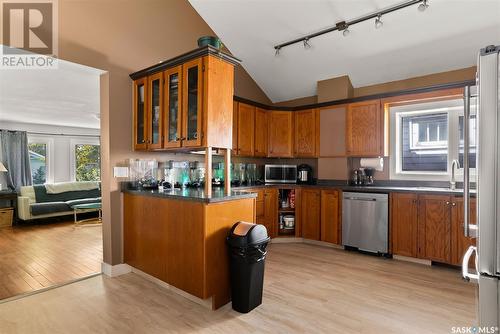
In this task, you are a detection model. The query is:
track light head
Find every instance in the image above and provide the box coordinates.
[342,27,350,37]
[275,47,281,56]
[418,0,429,12]
[303,38,311,49]
[375,14,383,29]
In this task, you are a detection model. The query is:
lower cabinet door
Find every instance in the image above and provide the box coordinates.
[301,189,321,240]
[320,189,341,244]
[418,194,452,263]
[263,189,277,238]
[391,193,418,257]
[451,197,477,266]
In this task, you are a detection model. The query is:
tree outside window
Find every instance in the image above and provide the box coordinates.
[28,143,47,184]
[75,144,101,181]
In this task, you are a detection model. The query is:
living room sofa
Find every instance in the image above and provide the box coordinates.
[18,181,101,220]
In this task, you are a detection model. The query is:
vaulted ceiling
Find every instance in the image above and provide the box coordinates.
[190,0,500,103]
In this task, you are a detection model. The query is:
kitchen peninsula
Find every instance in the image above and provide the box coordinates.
[123,188,257,310]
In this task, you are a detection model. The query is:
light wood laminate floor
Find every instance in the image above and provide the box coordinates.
[0,221,102,300]
[0,243,475,334]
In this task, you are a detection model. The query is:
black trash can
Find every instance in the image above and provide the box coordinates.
[227,221,270,313]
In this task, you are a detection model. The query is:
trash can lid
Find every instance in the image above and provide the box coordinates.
[228,222,269,247]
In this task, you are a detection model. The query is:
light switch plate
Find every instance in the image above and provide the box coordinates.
[113,167,129,178]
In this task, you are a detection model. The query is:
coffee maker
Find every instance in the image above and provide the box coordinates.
[297,164,313,184]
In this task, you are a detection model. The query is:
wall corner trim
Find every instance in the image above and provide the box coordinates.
[101,262,132,277]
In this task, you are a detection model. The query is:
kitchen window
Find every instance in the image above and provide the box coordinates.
[390,96,476,180]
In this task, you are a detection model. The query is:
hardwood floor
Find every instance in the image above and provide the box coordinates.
[0,221,102,300]
[0,243,475,333]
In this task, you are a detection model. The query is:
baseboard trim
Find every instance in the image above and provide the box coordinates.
[302,239,344,249]
[271,237,304,244]
[393,255,432,266]
[131,267,212,310]
[101,262,132,277]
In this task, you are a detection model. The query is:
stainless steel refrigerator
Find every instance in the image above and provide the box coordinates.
[462,44,500,329]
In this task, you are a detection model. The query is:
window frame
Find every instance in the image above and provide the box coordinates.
[27,135,54,184]
[70,138,101,182]
[388,92,475,181]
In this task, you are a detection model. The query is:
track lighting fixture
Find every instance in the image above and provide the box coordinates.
[273,0,428,54]
[275,47,281,56]
[303,38,311,49]
[375,14,383,29]
[418,0,429,11]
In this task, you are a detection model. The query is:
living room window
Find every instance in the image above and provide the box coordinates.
[71,138,101,181]
[28,136,54,184]
[390,97,475,180]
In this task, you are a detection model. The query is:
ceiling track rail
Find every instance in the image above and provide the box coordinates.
[273,0,425,53]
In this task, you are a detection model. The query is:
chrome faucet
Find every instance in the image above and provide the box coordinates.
[450,159,460,190]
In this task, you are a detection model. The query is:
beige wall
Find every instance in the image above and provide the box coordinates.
[57,0,270,265]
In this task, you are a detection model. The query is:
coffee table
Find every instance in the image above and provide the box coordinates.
[72,202,102,226]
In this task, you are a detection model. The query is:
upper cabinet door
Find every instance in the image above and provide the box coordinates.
[294,109,318,157]
[346,100,384,157]
[254,108,268,157]
[147,72,163,150]
[268,111,293,158]
[182,58,203,147]
[163,66,182,148]
[232,102,238,154]
[237,103,255,156]
[133,77,148,150]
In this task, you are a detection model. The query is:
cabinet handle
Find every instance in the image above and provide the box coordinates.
[193,132,198,139]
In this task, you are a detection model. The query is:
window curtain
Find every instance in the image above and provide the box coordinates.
[0,130,32,191]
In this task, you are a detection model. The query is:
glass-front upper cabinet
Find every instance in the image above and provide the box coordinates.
[133,77,148,150]
[164,66,182,148]
[147,72,163,150]
[182,58,203,147]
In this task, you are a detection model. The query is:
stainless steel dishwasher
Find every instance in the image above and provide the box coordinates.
[342,192,389,254]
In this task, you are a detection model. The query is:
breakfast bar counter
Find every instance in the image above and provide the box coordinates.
[122,189,256,310]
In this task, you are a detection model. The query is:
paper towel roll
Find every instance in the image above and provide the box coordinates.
[360,158,384,171]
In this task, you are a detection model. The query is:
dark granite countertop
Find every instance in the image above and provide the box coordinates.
[122,187,257,203]
[233,182,475,196]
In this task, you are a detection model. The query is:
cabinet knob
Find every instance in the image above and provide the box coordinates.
[446,201,450,205]
[452,202,457,206]
[141,140,145,143]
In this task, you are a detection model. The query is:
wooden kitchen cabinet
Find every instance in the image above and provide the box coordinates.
[300,189,321,240]
[320,189,341,244]
[451,197,477,266]
[391,193,418,258]
[345,100,386,157]
[417,194,452,263]
[254,108,268,157]
[235,102,255,156]
[263,188,278,238]
[163,66,183,148]
[131,47,238,151]
[294,109,318,157]
[268,111,294,157]
[133,77,148,150]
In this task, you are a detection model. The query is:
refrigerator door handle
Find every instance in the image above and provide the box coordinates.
[462,245,479,281]
[463,85,474,238]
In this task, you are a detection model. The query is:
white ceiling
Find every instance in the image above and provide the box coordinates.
[0,49,104,129]
[190,0,500,103]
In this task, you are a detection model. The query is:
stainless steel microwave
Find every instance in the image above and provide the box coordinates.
[264,165,297,183]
